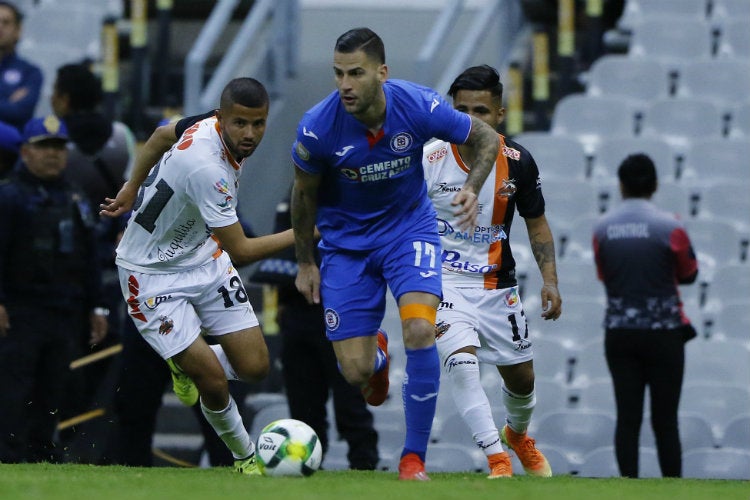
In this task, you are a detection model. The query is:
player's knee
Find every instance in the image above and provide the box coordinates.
[235,355,270,383]
[402,318,436,349]
[338,360,372,386]
[193,371,229,403]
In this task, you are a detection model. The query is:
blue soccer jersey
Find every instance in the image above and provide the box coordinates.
[291,79,472,251]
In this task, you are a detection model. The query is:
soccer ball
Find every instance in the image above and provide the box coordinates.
[255,418,323,477]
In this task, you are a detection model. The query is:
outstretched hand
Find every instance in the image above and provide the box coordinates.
[100,181,139,218]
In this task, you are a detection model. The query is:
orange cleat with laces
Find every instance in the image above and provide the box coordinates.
[398,452,430,481]
[487,451,513,478]
[500,425,552,477]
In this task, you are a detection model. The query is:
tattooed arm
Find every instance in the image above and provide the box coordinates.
[451,116,500,232]
[525,214,562,320]
[291,166,321,305]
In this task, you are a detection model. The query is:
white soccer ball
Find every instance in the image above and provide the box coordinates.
[255,418,323,477]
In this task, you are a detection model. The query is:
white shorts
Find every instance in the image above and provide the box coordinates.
[435,286,533,367]
[119,252,259,359]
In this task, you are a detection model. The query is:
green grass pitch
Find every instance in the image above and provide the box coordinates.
[0,464,747,500]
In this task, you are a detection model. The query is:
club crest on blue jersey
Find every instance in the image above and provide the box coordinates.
[390,132,413,152]
[324,308,340,331]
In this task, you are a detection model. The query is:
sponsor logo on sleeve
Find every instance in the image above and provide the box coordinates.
[502,145,521,161]
[295,141,310,161]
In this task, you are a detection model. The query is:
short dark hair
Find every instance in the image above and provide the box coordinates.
[618,153,657,197]
[448,65,504,101]
[0,1,22,24]
[335,27,385,64]
[55,63,103,111]
[219,77,269,111]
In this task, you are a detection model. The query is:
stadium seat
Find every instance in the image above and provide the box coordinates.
[590,136,678,184]
[675,60,750,115]
[541,180,602,234]
[375,426,405,457]
[534,377,573,415]
[577,445,661,478]
[529,409,616,466]
[585,56,670,112]
[682,137,750,185]
[322,440,351,470]
[639,412,717,451]
[729,101,750,139]
[684,338,750,387]
[683,447,750,480]
[680,383,750,439]
[249,402,290,438]
[711,0,750,27]
[424,442,483,472]
[640,98,724,153]
[20,4,108,58]
[547,297,605,350]
[573,379,615,413]
[558,213,601,262]
[551,94,638,154]
[684,218,743,270]
[709,301,750,343]
[511,132,590,180]
[652,183,694,220]
[616,0,709,33]
[555,260,604,304]
[430,412,475,446]
[628,18,714,70]
[704,264,750,308]
[720,413,750,450]
[717,19,750,59]
[695,183,750,233]
[528,337,572,384]
[569,339,610,387]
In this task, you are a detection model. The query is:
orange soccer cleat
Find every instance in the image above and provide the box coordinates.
[398,452,430,481]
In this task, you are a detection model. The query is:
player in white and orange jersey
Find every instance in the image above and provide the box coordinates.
[423,65,562,478]
[102,78,294,475]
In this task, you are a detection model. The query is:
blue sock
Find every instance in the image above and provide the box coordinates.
[401,344,440,461]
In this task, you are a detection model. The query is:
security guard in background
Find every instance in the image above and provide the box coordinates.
[0,115,108,463]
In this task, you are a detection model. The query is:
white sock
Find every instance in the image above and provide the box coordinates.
[502,385,536,434]
[200,395,254,460]
[210,344,239,381]
[445,352,505,456]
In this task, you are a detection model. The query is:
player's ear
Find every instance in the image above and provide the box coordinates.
[378,63,388,83]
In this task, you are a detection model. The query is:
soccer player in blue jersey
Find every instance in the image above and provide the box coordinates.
[290,27,500,481]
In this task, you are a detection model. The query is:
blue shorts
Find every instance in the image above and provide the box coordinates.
[319,232,442,341]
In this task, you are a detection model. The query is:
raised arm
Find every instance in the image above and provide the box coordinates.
[524,214,562,320]
[99,121,179,218]
[451,116,500,231]
[291,166,321,304]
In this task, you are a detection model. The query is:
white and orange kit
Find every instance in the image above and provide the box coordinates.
[423,135,546,366]
[116,116,258,359]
